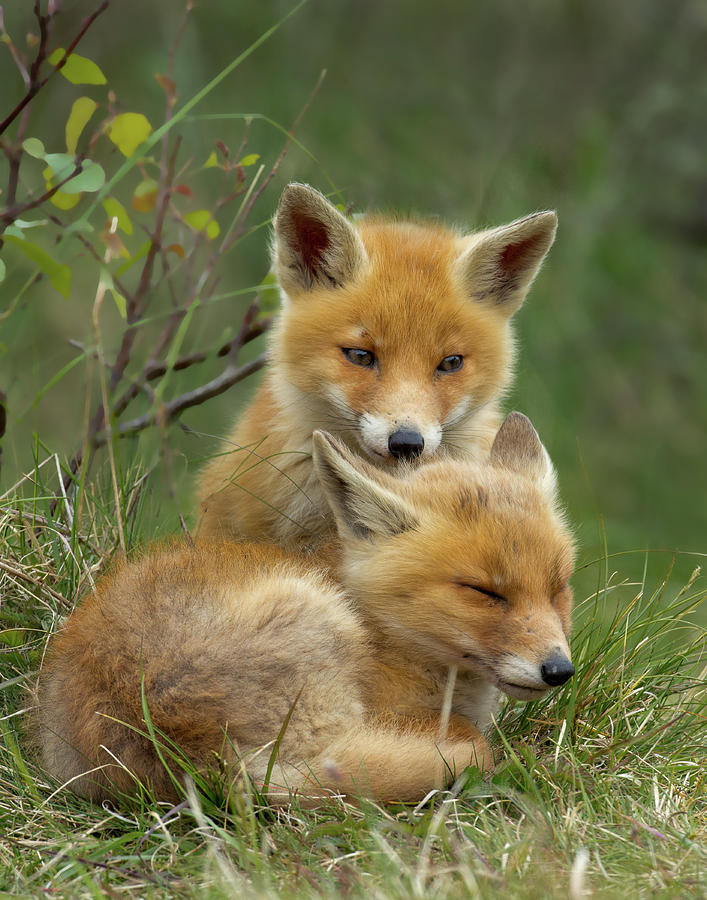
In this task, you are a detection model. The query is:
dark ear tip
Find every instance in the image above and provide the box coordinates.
[279,182,321,206]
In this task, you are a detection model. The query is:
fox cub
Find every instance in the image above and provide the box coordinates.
[37,413,575,806]
[197,184,557,547]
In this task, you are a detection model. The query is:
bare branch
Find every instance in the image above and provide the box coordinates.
[100,352,268,444]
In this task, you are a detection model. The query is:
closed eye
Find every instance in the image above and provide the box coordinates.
[552,582,571,602]
[458,583,508,605]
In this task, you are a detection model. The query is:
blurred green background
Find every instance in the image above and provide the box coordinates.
[1,0,705,612]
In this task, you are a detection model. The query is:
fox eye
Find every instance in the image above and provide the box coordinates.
[342,347,376,368]
[459,583,507,606]
[437,354,463,373]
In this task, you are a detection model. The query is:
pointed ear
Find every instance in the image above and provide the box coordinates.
[490,412,557,493]
[312,431,418,540]
[273,183,368,296]
[455,211,557,315]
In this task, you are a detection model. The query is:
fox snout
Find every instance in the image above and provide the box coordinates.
[360,413,441,462]
[540,651,574,687]
[388,428,425,460]
[497,646,574,700]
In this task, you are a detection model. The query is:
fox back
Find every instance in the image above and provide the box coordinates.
[37,414,574,806]
[197,184,557,547]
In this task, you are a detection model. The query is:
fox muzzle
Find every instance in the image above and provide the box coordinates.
[540,652,574,686]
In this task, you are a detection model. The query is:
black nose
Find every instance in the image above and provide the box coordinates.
[540,653,574,686]
[388,429,424,460]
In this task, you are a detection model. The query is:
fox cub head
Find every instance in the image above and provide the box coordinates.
[272,183,557,464]
[313,413,575,700]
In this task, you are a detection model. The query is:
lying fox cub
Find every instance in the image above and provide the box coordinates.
[37,413,575,805]
[197,183,558,547]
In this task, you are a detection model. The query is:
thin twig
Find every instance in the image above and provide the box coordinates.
[1,160,84,225]
[0,1,110,137]
[0,506,102,554]
[222,68,327,256]
[96,352,267,444]
[92,228,127,558]
[0,558,67,605]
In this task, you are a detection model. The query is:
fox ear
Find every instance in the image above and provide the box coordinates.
[312,431,418,540]
[273,183,368,296]
[455,211,557,315]
[490,412,557,494]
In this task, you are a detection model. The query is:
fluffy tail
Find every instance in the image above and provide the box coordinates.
[259,723,491,806]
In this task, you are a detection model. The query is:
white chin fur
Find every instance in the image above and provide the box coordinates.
[499,682,551,702]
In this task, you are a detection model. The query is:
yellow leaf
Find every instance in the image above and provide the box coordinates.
[105,113,153,158]
[131,178,158,213]
[49,48,106,85]
[203,151,219,168]
[66,97,98,154]
[50,191,80,210]
[111,288,127,318]
[184,209,220,240]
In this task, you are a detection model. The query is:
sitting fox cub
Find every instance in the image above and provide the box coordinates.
[37,413,575,805]
[197,184,557,546]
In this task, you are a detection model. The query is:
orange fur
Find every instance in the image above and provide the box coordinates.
[36,414,574,807]
[197,184,557,547]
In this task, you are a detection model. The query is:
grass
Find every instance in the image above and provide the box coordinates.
[0,456,705,898]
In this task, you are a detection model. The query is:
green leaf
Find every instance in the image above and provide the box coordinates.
[0,259,5,283]
[49,48,106,85]
[4,235,71,298]
[238,153,260,166]
[105,113,153,157]
[42,154,104,194]
[44,152,76,182]
[184,209,220,239]
[102,197,133,235]
[66,96,98,153]
[99,267,126,318]
[61,160,105,194]
[22,137,45,159]
[203,150,219,168]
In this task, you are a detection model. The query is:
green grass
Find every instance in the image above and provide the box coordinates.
[1,457,704,898]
